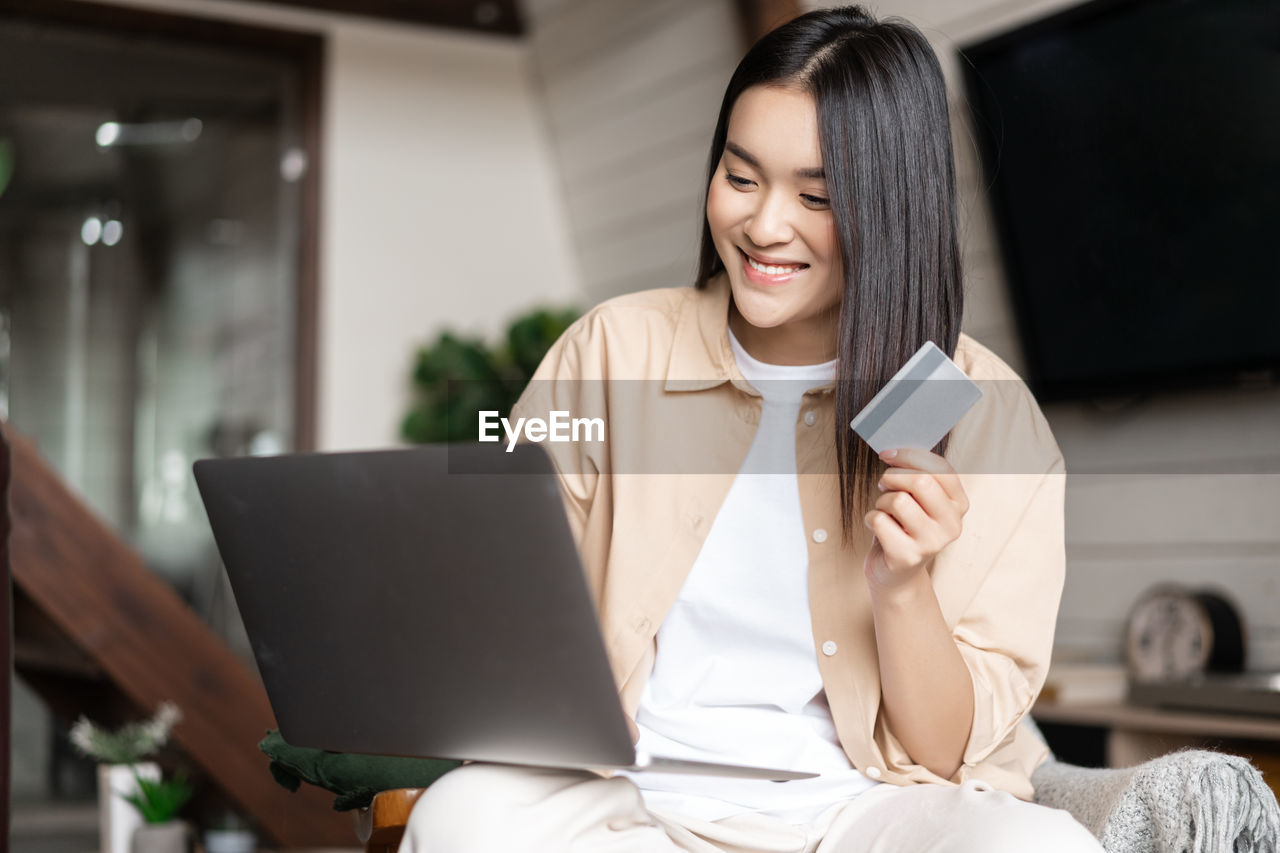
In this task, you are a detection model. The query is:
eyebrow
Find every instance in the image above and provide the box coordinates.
[725,141,825,180]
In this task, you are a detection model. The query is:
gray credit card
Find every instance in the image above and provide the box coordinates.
[849,341,982,455]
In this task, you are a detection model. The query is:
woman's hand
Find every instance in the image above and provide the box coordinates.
[863,447,969,595]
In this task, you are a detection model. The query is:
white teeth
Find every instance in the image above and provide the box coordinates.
[746,255,805,276]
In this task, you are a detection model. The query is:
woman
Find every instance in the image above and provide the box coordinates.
[400,6,1104,851]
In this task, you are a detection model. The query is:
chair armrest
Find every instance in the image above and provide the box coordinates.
[354,788,426,850]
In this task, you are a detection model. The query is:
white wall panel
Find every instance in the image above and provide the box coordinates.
[525,0,741,301]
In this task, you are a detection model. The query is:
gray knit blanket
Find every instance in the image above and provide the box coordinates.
[1031,748,1280,853]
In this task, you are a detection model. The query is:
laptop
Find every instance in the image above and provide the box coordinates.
[193,443,817,782]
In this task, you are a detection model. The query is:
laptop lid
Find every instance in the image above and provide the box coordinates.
[193,443,637,769]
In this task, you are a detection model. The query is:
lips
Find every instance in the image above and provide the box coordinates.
[741,248,808,271]
[738,247,808,284]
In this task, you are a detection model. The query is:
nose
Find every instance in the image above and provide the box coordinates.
[743,189,794,248]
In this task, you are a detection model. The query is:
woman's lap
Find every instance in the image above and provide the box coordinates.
[398,762,684,852]
[397,763,1105,853]
[810,777,1105,853]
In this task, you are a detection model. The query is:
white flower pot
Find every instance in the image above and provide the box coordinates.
[98,762,161,853]
[131,820,188,853]
[203,828,256,853]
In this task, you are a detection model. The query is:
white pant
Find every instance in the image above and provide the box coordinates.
[397,763,1107,853]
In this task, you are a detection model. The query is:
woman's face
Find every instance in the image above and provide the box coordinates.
[707,84,842,351]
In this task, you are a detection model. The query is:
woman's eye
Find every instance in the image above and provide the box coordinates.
[723,172,826,207]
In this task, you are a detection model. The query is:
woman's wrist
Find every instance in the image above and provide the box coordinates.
[867,566,935,612]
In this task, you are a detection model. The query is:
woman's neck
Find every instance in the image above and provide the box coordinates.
[728,302,838,366]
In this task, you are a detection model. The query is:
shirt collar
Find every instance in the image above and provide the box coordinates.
[664,271,739,392]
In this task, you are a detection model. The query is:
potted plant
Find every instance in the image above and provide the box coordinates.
[69,702,182,853]
[402,306,579,443]
[202,811,256,853]
[124,770,195,853]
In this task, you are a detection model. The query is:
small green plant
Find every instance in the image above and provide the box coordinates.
[69,701,181,765]
[402,306,579,443]
[124,769,194,824]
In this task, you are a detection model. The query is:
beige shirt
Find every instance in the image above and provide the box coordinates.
[509,271,1064,801]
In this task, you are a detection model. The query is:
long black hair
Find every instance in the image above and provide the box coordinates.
[695,5,964,543]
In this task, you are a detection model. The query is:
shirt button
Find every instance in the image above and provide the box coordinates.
[865,766,882,779]
[803,411,817,426]
[821,640,838,656]
[812,528,827,543]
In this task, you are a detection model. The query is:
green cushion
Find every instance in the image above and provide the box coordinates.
[258,729,462,811]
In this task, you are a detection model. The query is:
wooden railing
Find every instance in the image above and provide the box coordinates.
[3,422,351,847]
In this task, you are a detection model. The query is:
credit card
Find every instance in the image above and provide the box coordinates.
[849,341,982,455]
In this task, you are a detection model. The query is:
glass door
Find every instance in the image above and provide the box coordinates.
[0,5,320,812]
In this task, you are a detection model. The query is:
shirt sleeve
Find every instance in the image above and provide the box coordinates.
[951,457,1065,774]
[506,314,606,553]
[948,368,1066,780]
[871,364,1065,786]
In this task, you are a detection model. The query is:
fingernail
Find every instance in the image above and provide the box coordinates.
[876,480,885,491]
[880,449,897,460]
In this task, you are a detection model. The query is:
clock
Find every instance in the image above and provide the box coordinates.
[1124,584,1245,682]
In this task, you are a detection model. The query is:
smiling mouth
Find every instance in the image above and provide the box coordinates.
[739,248,808,276]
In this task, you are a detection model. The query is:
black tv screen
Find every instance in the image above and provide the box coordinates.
[958,0,1280,402]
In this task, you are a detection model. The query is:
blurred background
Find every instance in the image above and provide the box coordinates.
[3,0,1277,849]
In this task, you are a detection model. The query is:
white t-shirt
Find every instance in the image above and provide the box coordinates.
[615,328,883,825]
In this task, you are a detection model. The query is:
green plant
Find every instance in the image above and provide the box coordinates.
[402,306,579,443]
[124,768,194,824]
[69,702,181,765]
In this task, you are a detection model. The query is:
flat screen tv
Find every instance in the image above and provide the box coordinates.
[958,0,1279,402]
